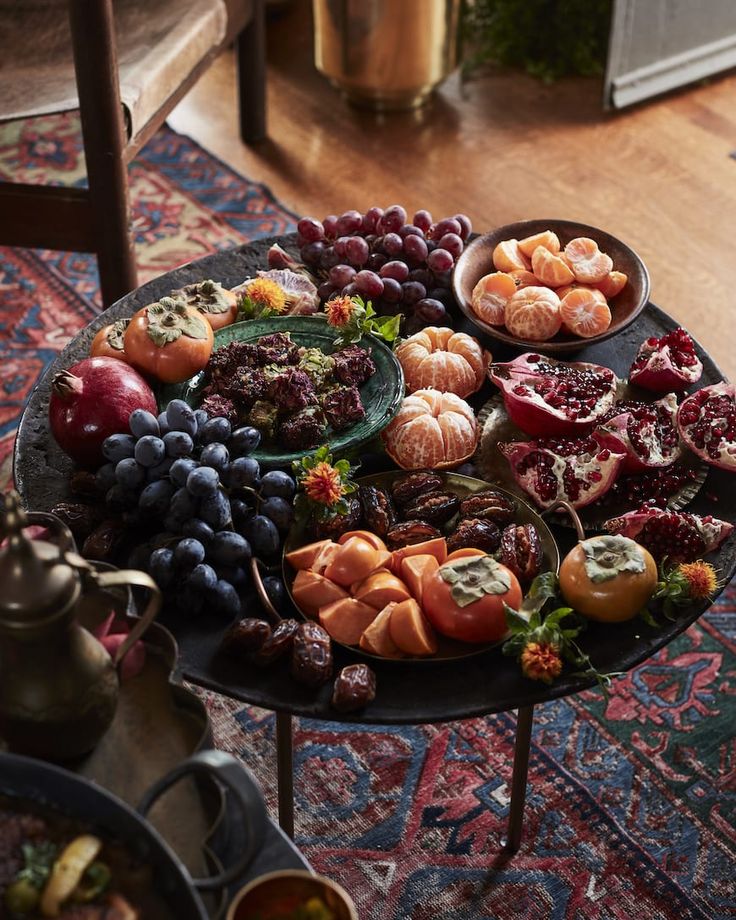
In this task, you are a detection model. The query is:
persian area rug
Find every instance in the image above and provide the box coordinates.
[2,115,735,920]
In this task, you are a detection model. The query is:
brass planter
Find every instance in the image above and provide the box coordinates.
[313,0,461,110]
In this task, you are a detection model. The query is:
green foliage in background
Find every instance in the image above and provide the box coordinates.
[461,0,612,82]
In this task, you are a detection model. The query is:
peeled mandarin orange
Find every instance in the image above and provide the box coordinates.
[395,327,489,397]
[595,270,628,298]
[471,272,517,326]
[518,229,560,258]
[531,246,575,288]
[492,239,532,273]
[564,237,613,284]
[560,287,612,338]
[382,389,478,470]
[508,270,540,290]
[504,286,562,341]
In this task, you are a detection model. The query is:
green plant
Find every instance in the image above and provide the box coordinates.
[461,0,612,83]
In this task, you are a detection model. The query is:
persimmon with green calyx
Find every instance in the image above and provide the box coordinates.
[123,296,213,383]
[172,279,239,331]
[559,534,657,623]
[90,318,130,361]
[422,554,522,643]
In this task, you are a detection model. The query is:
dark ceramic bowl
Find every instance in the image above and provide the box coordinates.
[452,218,650,354]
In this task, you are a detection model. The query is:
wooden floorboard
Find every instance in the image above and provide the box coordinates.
[169,1,736,378]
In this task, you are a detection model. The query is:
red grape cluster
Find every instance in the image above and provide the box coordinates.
[296,205,472,331]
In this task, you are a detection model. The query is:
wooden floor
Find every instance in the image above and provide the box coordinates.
[169,1,736,378]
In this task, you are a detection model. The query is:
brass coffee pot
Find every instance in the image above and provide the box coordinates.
[0,492,160,761]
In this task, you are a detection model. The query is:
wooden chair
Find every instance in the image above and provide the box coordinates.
[0,0,266,308]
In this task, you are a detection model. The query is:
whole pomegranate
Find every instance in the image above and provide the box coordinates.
[49,356,157,468]
[489,353,618,437]
[629,327,703,392]
[605,506,734,562]
[676,382,736,472]
[499,435,625,509]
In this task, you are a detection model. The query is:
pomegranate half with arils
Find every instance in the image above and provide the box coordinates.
[629,327,703,392]
[488,353,618,437]
[499,436,626,510]
[594,394,681,474]
[49,356,157,469]
[605,506,734,563]
[676,382,736,472]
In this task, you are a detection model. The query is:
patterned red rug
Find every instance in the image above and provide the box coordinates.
[1,116,734,920]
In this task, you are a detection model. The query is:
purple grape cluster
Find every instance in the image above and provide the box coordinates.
[296,205,472,332]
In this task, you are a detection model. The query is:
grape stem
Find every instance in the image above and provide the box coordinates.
[250,556,282,624]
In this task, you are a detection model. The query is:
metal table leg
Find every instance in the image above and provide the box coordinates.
[276,711,294,839]
[503,704,535,853]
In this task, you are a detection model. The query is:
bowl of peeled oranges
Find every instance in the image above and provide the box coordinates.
[451,218,650,353]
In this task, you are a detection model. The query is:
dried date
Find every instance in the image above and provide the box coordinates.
[81,519,125,560]
[290,622,333,687]
[391,471,443,505]
[403,491,460,527]
[69,471,102,500]
[499,524,543,584]
[50,501,104,541]
[331,664,377,712]
[221,618,272,655]
[310,496,362,541]
[446,518,501,554]
[360,485,396,537]
[255,618,300,666]
[386,520,441,550]
[459,490,516,526]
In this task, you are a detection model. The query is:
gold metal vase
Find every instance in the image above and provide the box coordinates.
[312,0,461,110]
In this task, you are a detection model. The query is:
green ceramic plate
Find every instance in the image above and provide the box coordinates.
[158,315,405,467]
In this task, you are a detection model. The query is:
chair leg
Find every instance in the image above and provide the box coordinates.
[237,0,267,143]
[68,0,137,308]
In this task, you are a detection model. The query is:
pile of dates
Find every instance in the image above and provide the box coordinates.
[220,616,377,713]
[320,470,545,588]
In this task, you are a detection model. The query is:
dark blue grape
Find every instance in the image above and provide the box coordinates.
[170,588,205,616]
[194,409,209,431]
[135,435,166,468]
[227,456,261,489]
[210,579,241,617]
[127,543,153,570]
[115,457,145,491]
[95,462,117,493]
[174,537,206,570]
[170,486,199,521]
[187,562,217,592]
[170,457,199,488]
[262,575,286,613]
[106,484,137,512]
[229,426,261,457]
[157,411,171,436]
[102,433,137,463]
[201,417,232,444]
[200,442,229,472]
[138,480,174,517]
[149,547,175,588]
[166,399,198,437]
[146,457,174,482]
[216,565,249,589]
[181,518,214,545]
[186,466,220,497]
[164,430,194,458]
[129,409,160,439]
[260,470,296,499]
[260,496,293,534]
[200,489,232,530]
[208,531,252,566]
[246,515,280,557]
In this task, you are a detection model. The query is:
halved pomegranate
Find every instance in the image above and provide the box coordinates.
[629,327,703,392]
[676,382,736,472]
[605,506,734,562]
[488,353,618,437]
[594,394,681,473]
[499,436,626,509]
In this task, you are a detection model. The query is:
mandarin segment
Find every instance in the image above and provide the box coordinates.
[504,286,562,341]
[471,271,517,326]
[564,237,613,284]
[518,229,560,258]
[509,270,540,290]
[492,239,532,273]
[595,270,628,298]
[531,246,575,288]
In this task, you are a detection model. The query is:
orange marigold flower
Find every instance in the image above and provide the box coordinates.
[247,278,287,314]
[326,295,355,328]
[677,560,719,600]
[302,461,345,506]
[520,641,563,684]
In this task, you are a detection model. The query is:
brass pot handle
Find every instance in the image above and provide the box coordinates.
[543,500,586,541]
[90,570,162,666]
[22,509,76,552]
